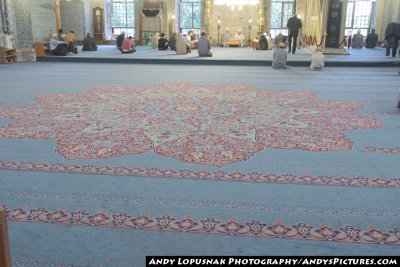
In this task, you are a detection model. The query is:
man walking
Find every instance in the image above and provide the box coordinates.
[286,14,302,54]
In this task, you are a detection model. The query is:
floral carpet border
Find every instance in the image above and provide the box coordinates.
[364,147,400,154]
[1,160,399,188]
[4,205,400,246]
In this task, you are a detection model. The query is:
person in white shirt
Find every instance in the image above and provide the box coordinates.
[310,47,325,70]
[272,43,288,69]
[49,34,68,56]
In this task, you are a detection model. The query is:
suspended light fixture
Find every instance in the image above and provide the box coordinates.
[214,0,259,11]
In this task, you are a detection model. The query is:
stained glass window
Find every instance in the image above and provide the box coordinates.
[270,0,293,38]
[111,0,135,37]
[345,0,376,36]
[180,0,201,34]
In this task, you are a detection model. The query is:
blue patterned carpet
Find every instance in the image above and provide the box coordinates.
[0,62,399,266]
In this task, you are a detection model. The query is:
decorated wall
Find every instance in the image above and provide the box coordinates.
[60,0,85,40]
[31,0,56,43]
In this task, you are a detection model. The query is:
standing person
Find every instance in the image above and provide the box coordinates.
[158,33,169,50]
[198,32,212,57]
[286,14,302,54]
[384,22,399,57]
[82,33,97,51]
[116,31,125,49]
[310,47,325,70]
[49,34,68,56]
[272,43,288,69]
[365,29,378,48]
[120,36,136,53]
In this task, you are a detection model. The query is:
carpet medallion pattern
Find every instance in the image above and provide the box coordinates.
[0,83,384,167]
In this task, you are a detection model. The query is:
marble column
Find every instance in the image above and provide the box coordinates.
[56,0,61,32]
[203,0,211,36]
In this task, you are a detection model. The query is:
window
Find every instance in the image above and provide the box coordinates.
[179,0,201,35]
[270,0,294,38]
[345,0,377,36]
[111,0,135,37]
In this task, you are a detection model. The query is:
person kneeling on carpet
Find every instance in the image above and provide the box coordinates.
[120,36,136,54]
[310,47,325,70]
[272,43,288,69]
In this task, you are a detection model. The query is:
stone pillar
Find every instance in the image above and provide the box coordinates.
[264,0,270,34]
[56,0,61,32]
[257,0,263,32]
[203,0,211,35]
[175,0,180,33]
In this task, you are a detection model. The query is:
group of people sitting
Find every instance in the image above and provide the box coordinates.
[49,28,97,56]
[272,42,325,70]
[116,32,136,53]
[351,29,378,49]
[49,29,79,56]
[117,31,212,57]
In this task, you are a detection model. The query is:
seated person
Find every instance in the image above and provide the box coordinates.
[310,47,325,70]
[274,32,287,48]
[120,36,136,53]
[365,29,378,48]
[49,34,68,56]
[82,33,97,51]
[272,43,288,69]
[151,33,160,49]
[351,30,364,48]
[176,33,191,55]
[186,30,198,49]
[64,30,78,54]
[57,28,64,41]
[169,32,177,51]
[198,32,212,57]
[116,31,125,49]
[251,36,260,50]
[258,32,268,50]
[158,33,169,50]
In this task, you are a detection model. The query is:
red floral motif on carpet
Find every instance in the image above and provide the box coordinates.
[0,83,384,166]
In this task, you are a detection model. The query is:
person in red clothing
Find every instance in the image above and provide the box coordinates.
[120,36,136,53]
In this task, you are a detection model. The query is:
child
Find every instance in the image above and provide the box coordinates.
[310,47,325,70]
